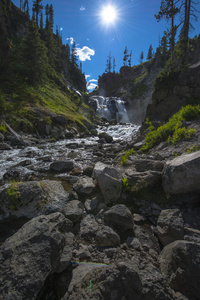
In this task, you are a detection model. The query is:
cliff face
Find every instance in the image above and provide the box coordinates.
[146,61,200,122]
[96,51,165,124]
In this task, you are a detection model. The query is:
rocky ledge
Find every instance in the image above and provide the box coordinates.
[0,124,200,300]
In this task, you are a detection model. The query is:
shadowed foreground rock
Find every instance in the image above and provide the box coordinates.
[0,212,72,300]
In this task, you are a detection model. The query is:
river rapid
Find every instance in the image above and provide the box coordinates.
[0,123,140,186]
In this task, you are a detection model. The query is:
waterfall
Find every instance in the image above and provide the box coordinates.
[90,96,130,123]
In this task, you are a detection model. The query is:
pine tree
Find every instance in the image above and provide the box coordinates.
[0,0,10,74]
[155,0,180,58]
[147,44,153,60]
[139,51,144,63]
[45,4,49,29]
[105,52,112,73]
[160,31,168,58]
[20,0,23,10]
[128,50,132,67]
[49,4,54,31]
[113,57,116,73]
[40,11,43,29]
[32,0,43,26]
[123,46,128,66]
[71,41,78,67]
[19,21,49,85]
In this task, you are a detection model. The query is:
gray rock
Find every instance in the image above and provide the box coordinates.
[134,158,164,172]
[0,142,12,150]
[0,132,4,142]
[104,204,133,230]
[134,224,160,253]
[93,162,122,204]
[0,180,70,220]
[0,212,71,300]
[80,215,120,245]
[73,176,96,196]
[3,166,34,181]
[98,132,113,143]
[50,160,74,172]
[84,197,100,213]
[55,232,74,273]
[159,240,200,300]
[162,151,200,194]
[62,200,84,222]
[51,114,67,126]
[156,209,184,246]
[63,262,175,300]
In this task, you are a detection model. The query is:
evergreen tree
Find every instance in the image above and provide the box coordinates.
[23,0,29,16]
[155,0,180,58]
[19,21,49,85]
[0,0,10,74]
[32,9,36,22]
[45,4,49,29]
[105,52,112,73]
[49,4,54,31]
[113,57,116,73]
[71,41,78,67]
[20,0,23,10]
[128,50,132,67]
[147,44,153,60]
[123,46,128,66]
[160,31,168,58]
[139,51,144,63]
[32,0,43,26]
[39,11,43,29]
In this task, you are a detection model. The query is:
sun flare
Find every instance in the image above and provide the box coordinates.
[101,5,117,24]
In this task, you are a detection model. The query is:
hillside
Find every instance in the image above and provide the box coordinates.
[0,0,95,139]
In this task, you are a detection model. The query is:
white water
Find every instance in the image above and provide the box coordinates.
[90,96,129,123]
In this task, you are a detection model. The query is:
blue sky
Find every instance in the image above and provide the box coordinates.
[12,0,199,91]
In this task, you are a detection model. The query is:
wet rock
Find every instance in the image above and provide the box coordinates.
[55,232,74,273]
[93,162,122,204]
[51,126,65,140]
[104,204,133,230]
[62,200,84,222]
[156,209,184,247]
[9,136,25,146]
[0,142,12,150]
[84,197,100,213]
[50,160,74,172]
[0,132,4,142]
[63,262,175,300]
[3,166,34,181]
[83,164,94,177]
[159,240,200,300]
[0,180,70,220]
[80,215,120,245]
[73,176,96,196]
[98,132,113,143]
[134,158,164,172]
[0,212,71,300]
[162,151,200,194]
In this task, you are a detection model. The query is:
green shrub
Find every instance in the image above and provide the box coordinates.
[121,177,130,191]
[0,122,7,133]
[121,148,135,165]
[7,181,21,210]
[141,105,200,151]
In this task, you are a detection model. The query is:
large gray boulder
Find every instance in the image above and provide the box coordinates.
[93,162,122,204]
[80,215,120,245]
[0,212,73,300]
[0,180,69,220]
[156,209,184,246]
[73,176,96,196]
[50,160,74,172]
[62,200,84,222]
[162,151,200,194]
[63,262,175,300]
[159,240,200,300]
[104,204,134,230]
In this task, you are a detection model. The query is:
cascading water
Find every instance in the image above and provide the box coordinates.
[90,96,130,123]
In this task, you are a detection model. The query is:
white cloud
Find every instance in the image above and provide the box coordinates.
[89,79,98,83]
[87,83,98,91]
[66,37,74,45]
[80,5,86,11]
[75,46,95,62]
[85,75,91,80]
[60,27,63,31]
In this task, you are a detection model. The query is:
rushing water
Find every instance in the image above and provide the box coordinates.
[0,124,139,182]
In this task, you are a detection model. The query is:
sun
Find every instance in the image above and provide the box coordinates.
[101,5,117,24]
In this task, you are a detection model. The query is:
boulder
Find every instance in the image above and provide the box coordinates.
[0,180,69,220]
[84,197,100,213]
[98,132,113,143]
[93,162,122,204]
[0,142,12,150]
[3,166,34,181]
[73,176,96,196]
[51,114,67,126]
[80,215,120,245]
[104,204,133,230]
[50,160,74,172]
[0,132,4,142]
[63,262,175,300]
[156,209,184,246]
[159,240,200,300]
[0,212,72,300]
[62,200,84,222]
[162,151,200,194]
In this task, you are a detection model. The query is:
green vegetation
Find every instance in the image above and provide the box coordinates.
[0,122,7,134]
[141,105,200,151]
[121,148,135,165]
[7,181,21,210]
[121,177,130,191]
[185,145,200,154]
[134,69,148,84]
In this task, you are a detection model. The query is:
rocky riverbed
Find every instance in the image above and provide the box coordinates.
[0,122,200,300]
